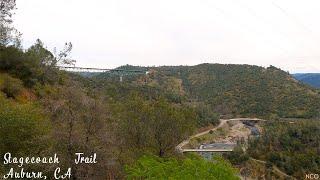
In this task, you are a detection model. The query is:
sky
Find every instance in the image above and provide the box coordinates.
[14,0,320,73]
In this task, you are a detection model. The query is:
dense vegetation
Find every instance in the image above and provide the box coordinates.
[98,64,320,119]
[0,1,236,179]
[125,154,239,180]
[0,48,196,178]
[247,120,320,178]
[1,1,319,179]
[293,73,320,88]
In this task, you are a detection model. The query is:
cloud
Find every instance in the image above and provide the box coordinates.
[14,0,320,72]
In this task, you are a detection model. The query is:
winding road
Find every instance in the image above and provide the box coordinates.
[176,118,266,153]
[177,117,297,179]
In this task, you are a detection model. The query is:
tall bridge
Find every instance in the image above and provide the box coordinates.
[182,149,233,152]
[56,66,148,74]
[56,66,149,82]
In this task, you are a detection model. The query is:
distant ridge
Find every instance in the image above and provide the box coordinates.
[97,63,320,119]
[293,73,320,88]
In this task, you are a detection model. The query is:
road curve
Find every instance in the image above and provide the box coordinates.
[176,118,266,153]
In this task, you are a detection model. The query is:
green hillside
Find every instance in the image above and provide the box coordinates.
[97,64,320,119]
[2,1,319,179]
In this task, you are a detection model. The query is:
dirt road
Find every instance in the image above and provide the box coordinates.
[176,118,265,152]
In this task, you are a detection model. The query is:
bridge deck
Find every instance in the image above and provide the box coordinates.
[182,149,233,152]
[56,66,148,73]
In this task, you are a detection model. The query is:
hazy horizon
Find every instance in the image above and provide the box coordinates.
[15,0,320,73]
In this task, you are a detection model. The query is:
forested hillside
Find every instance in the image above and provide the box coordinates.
[0,45,243,178]
[293,73,320,88]
[97,64,320,119]
[0,2,238,178]
[1,1,319,179]
[247,120,320,178]
[0,43,242,178]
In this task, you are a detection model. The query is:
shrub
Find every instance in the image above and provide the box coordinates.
[0,98,51,156]
[125,154,239,179]
[0,74,24,98]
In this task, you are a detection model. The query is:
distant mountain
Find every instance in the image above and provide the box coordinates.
[293,73,320,88]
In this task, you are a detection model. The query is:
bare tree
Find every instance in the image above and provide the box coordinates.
[44,83,115,179]
[0,0,20,46]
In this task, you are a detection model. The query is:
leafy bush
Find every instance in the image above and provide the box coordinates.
[0,73,24,98]
[225,145,249,165]
[0,97,51,156]
[125,154,239,179]
[195,104,220,126]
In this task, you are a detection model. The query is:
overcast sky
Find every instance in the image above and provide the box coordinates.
[14,0,320,73]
